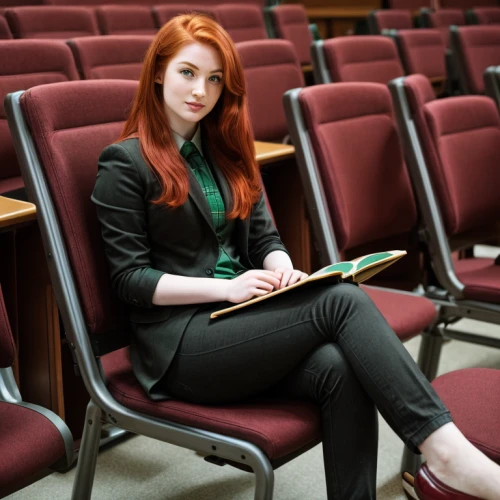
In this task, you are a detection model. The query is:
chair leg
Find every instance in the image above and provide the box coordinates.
[252,453,274,500]
[416,326,444,382]
[72,400,104,500]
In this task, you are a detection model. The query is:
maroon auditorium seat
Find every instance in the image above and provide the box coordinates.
[393,74,500,308]
[152,4,218,28]
[313,36,404,85]
[5,6,99,39]
[431,369,500,464]
[420,8,466,47]
[0,14,12,39]
[388,0,431,8]
[466,7,500,25]
[95,5,156,36]
[440,0,497,8]
[67,35,152,80]
[5,77,322,500]
[450,25,500,93]
[264,4,313,66]
[283,81,439,346]
[236,39,304,143]
[396,29,446,86]
[216,3,267,43]
[368,9,413,34]
[0,285,74,497]
[0,40,78,197]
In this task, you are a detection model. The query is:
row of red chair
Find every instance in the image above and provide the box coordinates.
[388,0,498,9]
[0,3,312,53]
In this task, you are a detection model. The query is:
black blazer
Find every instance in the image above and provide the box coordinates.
[92,137,288,399]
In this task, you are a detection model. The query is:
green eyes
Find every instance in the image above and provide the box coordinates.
[180,69,222,83]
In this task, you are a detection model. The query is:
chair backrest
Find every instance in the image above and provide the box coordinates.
[402,74,500,237]
[466,7,500,25]
[152,4,218,28]
[0,40,78,195]
[67,35,152,80]
[388,0,430,8]
[396,29,446,80]
[5,6,99,39]
[368,9,413,34]
[265,4,312,66]
[15,80,137,338]
[216,4,267,43]
[440,0,497,7]
[420,8,465,47]
[0,285,15,369]
[314,36,404,85]
[451,25,500,93]
[0,15,12,39]
[236,39,304,142]
[284,82,418,255]
[95,5,157,36]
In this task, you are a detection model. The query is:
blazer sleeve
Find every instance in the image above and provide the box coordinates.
[91,143,165,308]
[247,191,290,268]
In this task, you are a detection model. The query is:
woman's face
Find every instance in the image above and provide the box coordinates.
[158,41,224,140]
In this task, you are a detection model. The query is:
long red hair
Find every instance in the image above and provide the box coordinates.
[119,14,261,220]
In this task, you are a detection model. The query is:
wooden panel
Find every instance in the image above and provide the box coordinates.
[0,196,36,229]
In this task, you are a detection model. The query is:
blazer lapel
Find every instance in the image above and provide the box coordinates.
[186,162,214,231]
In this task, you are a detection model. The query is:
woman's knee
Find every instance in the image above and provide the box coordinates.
[303,343,356,405]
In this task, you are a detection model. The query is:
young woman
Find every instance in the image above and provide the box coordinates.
[92,13,500,500]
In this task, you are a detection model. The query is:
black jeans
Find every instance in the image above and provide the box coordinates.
[162,283,451,499]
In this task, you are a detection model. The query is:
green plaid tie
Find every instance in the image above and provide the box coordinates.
[180,141,205,170]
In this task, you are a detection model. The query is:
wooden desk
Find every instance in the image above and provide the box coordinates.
[306,7,372,38]
[254,141,295,166]
[0,196,36,229]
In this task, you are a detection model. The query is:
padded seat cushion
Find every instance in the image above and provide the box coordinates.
[361,285,437,342]
[455,257,500,304]
[0,402,65,487]
[102,347,321,461]
[432,368,500,463]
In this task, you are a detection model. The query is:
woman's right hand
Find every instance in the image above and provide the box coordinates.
[224,270,281,303]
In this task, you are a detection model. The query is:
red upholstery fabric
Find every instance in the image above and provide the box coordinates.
[425,9,465,47]
[0,285,15,369]
[0,15,12,39]
[102,347,321,461]
[152,4,218,28]
[95,6,156,36]
[441,0,497,8]
[470,7,500,25]
[297,82,417,252]
[46,0,141,5]
[397,29,446,79]
[421,95,500,236]
[362,285,436,341]
[5,6,99,39]
[0,40,78,190]
[237,39,304,142]
[373,9,413,32]
[453,25,500,94]
[454,257,500,304]
[432,368,500,463]
[67,35,153,80]
[269,5,313,65]
[322,36,404,84]
[215,4,267,43]
[19,80,136,335]
[0,402,66,488]
[389,0,430,8]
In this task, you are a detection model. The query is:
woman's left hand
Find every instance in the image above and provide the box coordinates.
[274,267,309,290]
